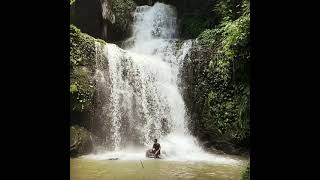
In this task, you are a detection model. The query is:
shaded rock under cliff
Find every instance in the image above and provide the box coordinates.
[71,0,136,42]
[70,125,99,157]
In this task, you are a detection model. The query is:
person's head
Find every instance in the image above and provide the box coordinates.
[154,139,157,143]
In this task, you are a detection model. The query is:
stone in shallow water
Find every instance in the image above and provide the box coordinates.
[70,125,97,157]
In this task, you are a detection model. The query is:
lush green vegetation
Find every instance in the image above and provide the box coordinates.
[70,25,102,112]
[241,162,250,180]
[199,0,249,58]
[70,0,76,5]
[70,25,96,67]
[192,0,250,146]
[111,0,136,33]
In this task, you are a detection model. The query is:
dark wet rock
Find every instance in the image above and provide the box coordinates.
[71,0,137,42]
[71,0,104,40]
[70,125,98,157]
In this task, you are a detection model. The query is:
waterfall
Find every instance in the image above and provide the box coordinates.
[87,2,239,164]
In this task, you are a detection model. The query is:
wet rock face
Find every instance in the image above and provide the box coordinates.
[71,0,137,42]
[180,42,212,132]
[181,40,250,156]
[107,0,137,41]
[70,0,212,41]
[204,141,249,157]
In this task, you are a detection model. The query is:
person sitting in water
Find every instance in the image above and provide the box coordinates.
[152,139,161,158]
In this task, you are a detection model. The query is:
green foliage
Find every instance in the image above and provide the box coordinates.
[198,6,249,59]
[220,10,249,58]
[70,25,97,112]
[70,0,76,5]
[193,0,250,145]
[96,38,107,46]
[111,0,136,32]
[198,28,221,47]
[70,24,96,67]
[70,66,95,112]
[197,74,249,142]
[241,163,250,180]
[198,0,250,76]
[70,83,78,93]
[214,0,244,22]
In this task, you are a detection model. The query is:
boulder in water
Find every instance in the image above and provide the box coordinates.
[70,125,97,157]
[145,149,161,158]
[145,149,154,158]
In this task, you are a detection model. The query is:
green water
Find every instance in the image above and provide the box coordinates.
[71,157,248,180]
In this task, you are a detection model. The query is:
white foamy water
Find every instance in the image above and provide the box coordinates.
[86,2,242,165]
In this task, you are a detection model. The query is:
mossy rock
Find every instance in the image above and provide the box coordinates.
[185,38,249,148]
[70,25,106,112]
[70,125,95,157]
[184,0,250,148]
[70,66,95,112]
[70,24,96,68]
[111,0,136,34]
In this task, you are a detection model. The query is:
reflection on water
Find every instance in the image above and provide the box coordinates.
[71,157,248,180]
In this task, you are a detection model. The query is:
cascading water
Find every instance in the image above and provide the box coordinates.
[86,2,240,164]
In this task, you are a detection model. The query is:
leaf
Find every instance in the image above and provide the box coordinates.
[70,84,78,93]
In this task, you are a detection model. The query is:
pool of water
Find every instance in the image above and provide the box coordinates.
[71,155,248,180]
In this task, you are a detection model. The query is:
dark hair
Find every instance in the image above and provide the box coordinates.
[154,139,157,142]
